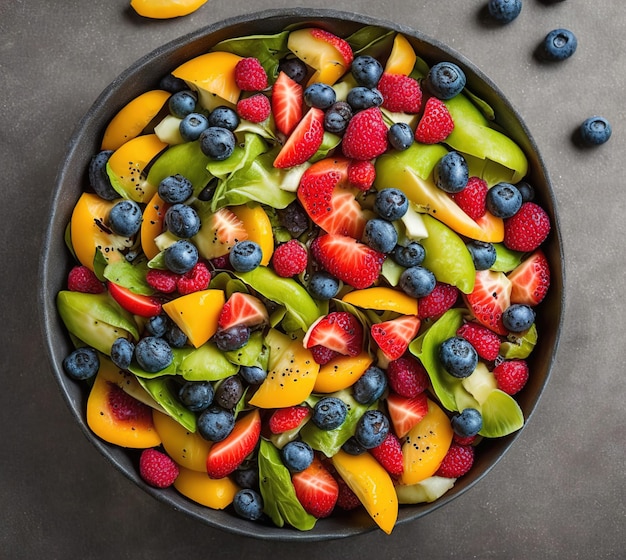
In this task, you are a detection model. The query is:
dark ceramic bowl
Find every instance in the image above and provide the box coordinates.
[39,8,564,540]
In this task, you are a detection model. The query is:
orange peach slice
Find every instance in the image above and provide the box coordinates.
[231,204,274,266]
[313,351,373,393]
[342,287,418,315]
[130,0,208,19]
[141,192,168,260]
[173,466,239,509]
[385,33,417,76]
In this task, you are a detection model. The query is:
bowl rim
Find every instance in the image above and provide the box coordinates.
[38,7,565,541]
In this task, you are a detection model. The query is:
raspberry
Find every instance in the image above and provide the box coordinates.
[417,282,459,319]
[386,356,429,398]
[176,261,211,295]
[377,73,422,113]
[334,474,361,510]
[435,443,475,478]
[341,107,389,161]
[234,57,268,91]
[268,405,310,434]
[493,359,529,395]
[67,265,105,293]
[146,269,178,294]
[457,321,501,361]
[453,433,477,446]
[369,432,404,477]
[139,448,179,488]
[237,93,271,123]
[452,176,488,221]
[414,97,454,144]
[347,160,376,191]
[310,344,341,365]
[210,254,231,270]
[504,202,551,252]
[271,239,308,277]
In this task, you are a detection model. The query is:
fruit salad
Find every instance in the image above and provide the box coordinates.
[56,24,552,535]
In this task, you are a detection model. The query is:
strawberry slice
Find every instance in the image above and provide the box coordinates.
[217,291,269,330]
[108,282,162,317]
[206,409,261,479]
[303,311,363,356]
[463,269,512,335]
[386,392,429,438]
[273,107,325,168]
[369,432,404,477]
[370,315,421,361]
[297,157,367,238]
[268,405,310,434]
[311,233,385,289]
[507,249,550,306]
[291,457,339,518]
[272,71,304,136]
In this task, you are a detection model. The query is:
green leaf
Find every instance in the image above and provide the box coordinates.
[346,26,394,57]
[224,330,266,366]
[135,376,196,432]
[103,260,154,295]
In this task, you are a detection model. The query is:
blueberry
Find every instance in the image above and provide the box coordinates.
[197,406,235,442]
[234,467,259,490]
[516,181,535,202]
[213,324,251,352]
[374,188,409,221]
[179,112,209,142]
[158,174,193,204]
[540,28,577,61]
[434,151,469,193]
[214,375,244,409]
[108,199,142,236]
[347,87,383,111]
[168,90,197,118]
[502,304,536,332]
[165,204,201,238]
[208,106,240,131]
[307,271,341,300]
[63,346,99,380]
[312,397,348,430]
[351,55,384,89]
[352,365,387,404]
[363,218,398,253]
[277,200,310,237]
[159,73,187,93]
[134,336,173,373]
[229,240,263,272]
[233,488,264,521]
[304,83,336,110]
[354,410,390,449]
[145,314,168,338]
[199,126,236,161]
[278,58,308,83]
[579,116,612,146]
[392,242,426,268]
[197,177,219,202]
[425,62,466,100]
[88,150,118,200]
[451,408,483,438]
[486,182,523,218]
[324,101,353,134]
[439,336,478,378]
[281,441,314,473]
[399,266,437,298]
[388,122,414,151]
[110,338,134,370]
[487,0,522,24]
[178,381,214,412]
[164,240,198,274]
[466,241,497,270]
[165,323,188,348]
[341,436,367,455]
[239,365,267,385]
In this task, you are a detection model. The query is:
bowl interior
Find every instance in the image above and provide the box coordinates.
[39,8,564,541]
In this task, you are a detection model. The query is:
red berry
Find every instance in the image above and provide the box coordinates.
[453,433,477,446]
[139,448,179,488]
[452,176,488,221]
[310,345,341,365]
[234,57,268,91]
[417,282,459,319]
[493,359,529,395]
[435,443,474,478]
[504,202,551,252]
[347,159,376,191]
[67,265,105,293]
[237,93,271,123]
[176,261,211,295]
[334,474,361,511]
[386,356,429,398]
[268,406,310,434]
[415,97,454,144]
[369,432,404,477]
[146,269,178,294]
[341,107,389,161]
[377,72,422,113]
[457,321,501,361]
[271,239,308,277]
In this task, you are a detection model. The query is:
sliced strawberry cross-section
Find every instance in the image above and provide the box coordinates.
[386,392,429,439]
[304,311,363,357]
[507,249,550,306]
[463,269,512,335]
[291,457,339,518]
[273,107,325,168]
[272,71,304,136]
[217,291,269,331]
[370,315,421,361]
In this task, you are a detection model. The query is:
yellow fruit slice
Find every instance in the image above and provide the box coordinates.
[342,287,418,315]
[385,33,417,76]
[162,289,225,348]
[101,90,170,151]
[130,0,208,19]
[231,204,274,266]
[313,352,373,393]
[141,192,168,260]
[173,466,239,509]
[332,450,398,534]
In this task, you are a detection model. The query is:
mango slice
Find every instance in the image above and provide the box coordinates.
[342,286,418,315]
[130,0,208,19]
[173,466,239,509]
[231,204,274,266]
[385,33,417,76]
[141,192,168,260]
[313,352,373,393]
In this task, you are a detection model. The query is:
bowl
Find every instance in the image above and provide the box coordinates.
[39,8,564,540]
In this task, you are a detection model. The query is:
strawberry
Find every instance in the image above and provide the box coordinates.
[146,268,178,294]
[341,107,389,161]
[386,355,430,398]
[291,457,339,518]
[304,311,363,356]
[268,405,310,434]
[297,158,367,238]
[272,71,304,136]
[108,383,154,423]
[463,270,512,335]
[386,392,429,438]
[273,107,325,168]
[370,315,421,361]
[271,239,308,277]
[310,345,341,365]
[107,282,162,318]
[310,28,354,66]
[457,321,502,361]
[67,265,105,293]
[311,233,385,289]
[176,261,211,295]
[236,93,271,123]
[493,359,529,395]
[451,176,488,221]
[369,432,404,477]
[435,443,474,478]
[414,97,454,144]
[347,159,376,191]
[206,410,261,479]
[507,249,550,306]
[234,57,268,91]
[217,291,269,331]
[503,202,551,252]
[417,282,459,320]
[377,72,422,113]
[139,448,179,488]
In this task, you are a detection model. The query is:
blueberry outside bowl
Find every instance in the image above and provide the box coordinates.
[39,7,564,541]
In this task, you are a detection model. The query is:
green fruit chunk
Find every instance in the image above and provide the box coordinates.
[444,93,490,127]
[420,214,476,294]
[396,476,456,504]
[491,243,525,273]
[499,323,538,359]
[376,141,448,183]
[461,362,497,404]
[135,376,196,432]
[178,342,239,381]
[478,389,524,438]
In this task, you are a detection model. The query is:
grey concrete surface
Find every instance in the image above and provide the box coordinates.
[1,0,624,558]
